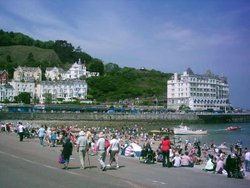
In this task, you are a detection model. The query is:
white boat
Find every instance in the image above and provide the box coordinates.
[173,125,207,135]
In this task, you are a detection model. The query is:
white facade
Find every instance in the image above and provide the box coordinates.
[45,67,65,81]
[45,59,99,81]
[167,69,230,111]
[0,84,14,102]
[64,59,87,80]
[37,79,87,103]
[9,81,35,99]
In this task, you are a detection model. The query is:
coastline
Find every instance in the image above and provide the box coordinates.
[2,119,186,130]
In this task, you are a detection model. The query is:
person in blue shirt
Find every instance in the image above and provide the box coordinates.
[37,125,46,146]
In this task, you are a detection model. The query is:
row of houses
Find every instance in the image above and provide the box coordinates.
[1,61,231,111]
[0,59,96,103]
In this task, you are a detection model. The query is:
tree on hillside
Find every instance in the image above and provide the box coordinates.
[104,63,120,74]
[0,29,12,46]
[88,58,104,75]
[34,40,54,49]
[12,32,33,46]
[53,40,74,63]
[27,52,35,62]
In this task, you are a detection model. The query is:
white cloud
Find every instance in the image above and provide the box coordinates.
[2,0,65,27]
[154,22,201,51]
[206,33,240,46]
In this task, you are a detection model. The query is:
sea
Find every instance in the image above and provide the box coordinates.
[168,123,250,149]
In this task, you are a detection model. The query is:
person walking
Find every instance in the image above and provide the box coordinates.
[161,135,172,167]
[76,131,89,169]
[50,130,57,147]
[61,137,73,170]
[96,132,107,171]
[37,125,46,146]
[17,122,25,142]
[107,134,120,168]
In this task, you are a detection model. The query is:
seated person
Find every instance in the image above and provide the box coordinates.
[141,141,154,162]
[181,151,194,167]
[203,154,215,172]
[156,144,163,162]
[141,142,152,155]
[172,152,181,167]
[215,156,225,174]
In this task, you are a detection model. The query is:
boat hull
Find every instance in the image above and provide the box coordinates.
[173,128,207,135]
[226,127,241,131]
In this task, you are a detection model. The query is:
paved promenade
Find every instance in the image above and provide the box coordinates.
[0,132,249,188]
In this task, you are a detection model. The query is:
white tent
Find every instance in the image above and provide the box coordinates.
[130,143,142,157]
[130,143,142,152]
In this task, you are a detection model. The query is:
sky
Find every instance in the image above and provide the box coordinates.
[0,0,250,109]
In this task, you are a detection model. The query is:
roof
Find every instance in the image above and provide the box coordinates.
[15,66,41,72]
[0,70,8,75]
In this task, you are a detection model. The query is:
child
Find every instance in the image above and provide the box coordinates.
[172,152,181,167]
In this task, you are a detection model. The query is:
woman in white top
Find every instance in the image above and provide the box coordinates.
[107,134,120,168]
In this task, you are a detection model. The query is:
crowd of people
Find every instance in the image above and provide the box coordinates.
[1,121,249,179]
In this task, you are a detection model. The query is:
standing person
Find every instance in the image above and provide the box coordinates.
[50,130,57,147]
[86,129,92,148]
[76,131,89,169]
[161,135,172,167]
[45,127,52,146]
[37,125,46,146]
[96,132,107,171]
[17,122,24,142]
[61,137,73,170]
[244,148,250,172]
[107,134,120,168]
[225,154,234,177]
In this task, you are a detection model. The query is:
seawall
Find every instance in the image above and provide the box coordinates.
[1,112,249,128]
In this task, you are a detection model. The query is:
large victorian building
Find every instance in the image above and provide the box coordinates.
[45,67,65,81]
[167,68,230,111]
[37,79,87,103]
[13,66,42,82]
[9,66,41,100]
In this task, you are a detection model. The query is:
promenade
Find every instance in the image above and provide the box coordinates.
[0,132,249,188]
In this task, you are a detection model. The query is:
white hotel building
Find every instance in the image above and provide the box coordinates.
[167,68,230,111]
[37,79,87,103]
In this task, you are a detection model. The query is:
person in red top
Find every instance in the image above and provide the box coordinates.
[161,135,172,167]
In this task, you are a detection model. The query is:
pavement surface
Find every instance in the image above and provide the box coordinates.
[0,132,249,188]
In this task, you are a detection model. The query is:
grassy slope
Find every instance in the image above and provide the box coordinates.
[0,45,61,65]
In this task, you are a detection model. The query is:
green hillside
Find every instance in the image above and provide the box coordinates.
[0,45,63,79]
[0,45,61,65]
[87,66,172,105]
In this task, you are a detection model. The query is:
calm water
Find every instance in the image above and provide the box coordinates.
[167,123,250,148]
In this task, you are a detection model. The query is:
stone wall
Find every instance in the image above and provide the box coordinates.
[0,112,198,121]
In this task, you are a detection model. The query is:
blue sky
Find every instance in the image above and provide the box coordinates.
[1,0,250,109]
